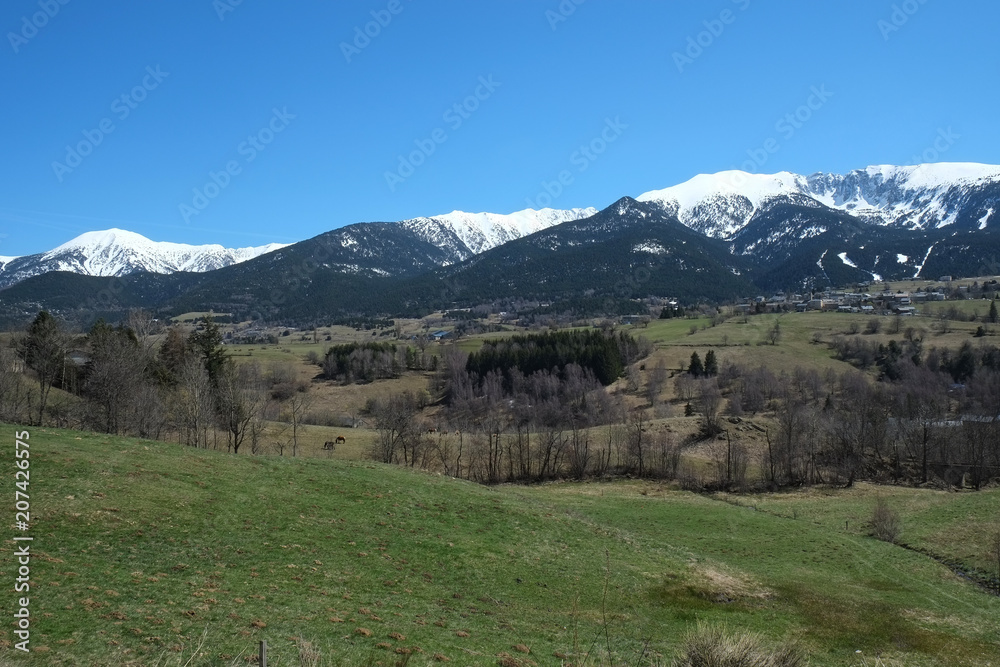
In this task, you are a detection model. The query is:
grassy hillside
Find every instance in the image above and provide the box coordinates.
[1,427,999,666]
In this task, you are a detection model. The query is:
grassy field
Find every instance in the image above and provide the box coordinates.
[1,427,998,666]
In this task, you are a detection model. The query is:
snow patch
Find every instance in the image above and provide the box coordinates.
[837,252,858,268]
[632,242,667,255]
[980,208,994,230]
[913,244,936,279]
[799,225,826,239]
[897,254,909,264]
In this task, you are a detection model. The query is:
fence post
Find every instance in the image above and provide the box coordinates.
[260,640,267,667]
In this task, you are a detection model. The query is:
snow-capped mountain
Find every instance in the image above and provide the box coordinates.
[399,207,598,261]
[0,229,289,289]
[0,207,599,289]
[638,163,1000,238]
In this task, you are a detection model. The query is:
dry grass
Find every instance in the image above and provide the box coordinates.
[670,624,805,667]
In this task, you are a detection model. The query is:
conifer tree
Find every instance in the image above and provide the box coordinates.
[688,352,704,377]
[704,349,719,376]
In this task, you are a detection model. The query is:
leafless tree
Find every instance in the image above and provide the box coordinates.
[215,362,267,455]
[173,357,215,448]
[0,347,32,423]
[279,382,314,457]
[368,392,423,466]
[674,373,696,403]
[647,360,668,406]
[697,378,724,437]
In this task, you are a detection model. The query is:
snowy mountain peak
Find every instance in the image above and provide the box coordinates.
[0,229,289,289]
[402,206,597,256]
[48,228,153,255]
[638,170,807,210]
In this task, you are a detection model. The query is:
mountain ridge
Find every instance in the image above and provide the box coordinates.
[637,162,1000,238]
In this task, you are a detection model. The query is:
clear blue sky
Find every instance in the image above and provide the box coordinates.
[2,0,997,256]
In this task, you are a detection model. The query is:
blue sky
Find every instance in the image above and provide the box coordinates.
[2,0,997,256]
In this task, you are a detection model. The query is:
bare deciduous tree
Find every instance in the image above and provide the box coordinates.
[215,362,267,455]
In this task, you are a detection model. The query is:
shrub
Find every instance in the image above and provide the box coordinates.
[871,498,901,543]
[671,624,805,667]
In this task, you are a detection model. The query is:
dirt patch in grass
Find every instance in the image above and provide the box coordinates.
[651,561,772,616]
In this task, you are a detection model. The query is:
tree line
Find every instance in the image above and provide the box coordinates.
[0,311,316,456]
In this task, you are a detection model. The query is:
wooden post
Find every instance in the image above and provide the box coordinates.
[259,640,267,667]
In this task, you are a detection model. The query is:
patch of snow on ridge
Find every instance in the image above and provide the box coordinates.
[913,244,936,279]
[632,242,667,255]
[838,252,858,268]
[980,208,994,230]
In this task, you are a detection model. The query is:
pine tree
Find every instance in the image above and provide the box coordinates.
[990,299,998,325]
[21,311,67,425]
[188,315,227,384]
[704,349,719,376]
[688,352,704,377]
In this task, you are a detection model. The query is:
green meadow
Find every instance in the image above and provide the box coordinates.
[1,427,998,666]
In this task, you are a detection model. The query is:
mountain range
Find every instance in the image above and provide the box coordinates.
[3,162,999,324]
[0,229,290,290]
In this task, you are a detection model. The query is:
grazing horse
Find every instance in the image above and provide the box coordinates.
[336,435,346,444]
[323,441,336,451]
